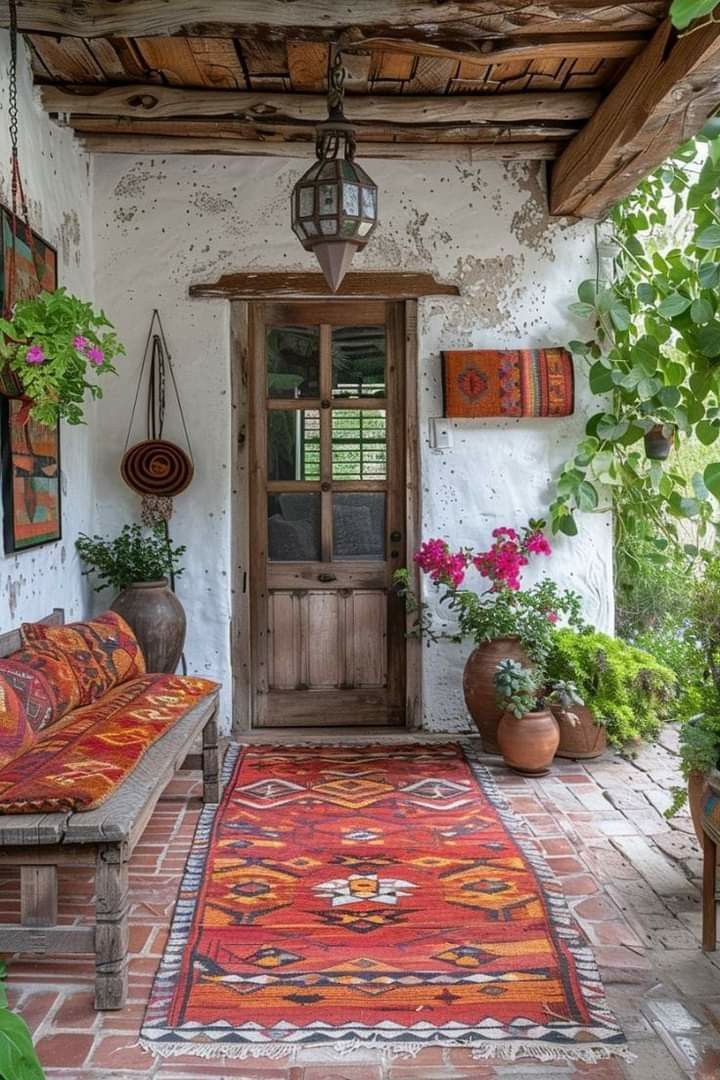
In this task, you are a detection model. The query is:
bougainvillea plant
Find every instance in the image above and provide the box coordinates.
[0,288,123,425]
[394,519,585,668]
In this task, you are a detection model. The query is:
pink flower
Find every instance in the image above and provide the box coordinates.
[86,345,105,365]
[546,611,559,624]
[414,539,469,588]
[73,335,88,349]
[25,345,45,364]
[526,531,552,556]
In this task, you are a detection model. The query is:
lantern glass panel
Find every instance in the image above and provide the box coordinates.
[303,221,318,237]
[361,187,376,218]
[319,185,338,214]
[298,187,314,217]
[343,183,360,216]
[357,220,374,237]
[340,218,359,238]
[320,218,338,236]
[319,161,338,179]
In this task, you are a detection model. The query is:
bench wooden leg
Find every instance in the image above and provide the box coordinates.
[95,843,129,1009]
[202,709,221,803]
[20,865,58,928]
[703,830,717,952]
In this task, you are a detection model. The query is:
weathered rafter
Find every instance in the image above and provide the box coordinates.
[40,84,600,124]
[550,17,720,218]
[0,2,666,38]
[345,32,647,66]
[75,133,562,160]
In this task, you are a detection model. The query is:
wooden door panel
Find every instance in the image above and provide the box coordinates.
[250,299,406,727]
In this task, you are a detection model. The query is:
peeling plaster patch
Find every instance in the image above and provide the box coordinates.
[191,190,234,215]
[59,210,81,267]
[452,254,525,331]
[6,577,18,619]
[507,161,568,260]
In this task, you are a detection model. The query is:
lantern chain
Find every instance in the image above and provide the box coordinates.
[8,0,18,163]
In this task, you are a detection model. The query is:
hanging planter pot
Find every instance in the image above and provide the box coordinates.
[644,423,674,460]
[0,360,24,399]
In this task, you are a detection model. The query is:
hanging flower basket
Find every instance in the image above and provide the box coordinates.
[0,288,124,425]
[644,423,675,460]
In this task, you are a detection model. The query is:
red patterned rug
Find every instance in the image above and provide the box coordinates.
[141,743,629,1064]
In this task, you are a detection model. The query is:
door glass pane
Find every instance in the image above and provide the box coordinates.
[332,326,385,399]
[266,326,320,399]
[333,493,385,560]
[332,410,386,480]
[268,493,320,561]
[268,410,320,481]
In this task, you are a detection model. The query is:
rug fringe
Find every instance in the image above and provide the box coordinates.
[139,1036,634,1065]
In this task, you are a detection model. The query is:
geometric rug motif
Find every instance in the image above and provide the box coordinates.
[141,742,630,1065]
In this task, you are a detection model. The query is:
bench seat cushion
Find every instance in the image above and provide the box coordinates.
[0,673,218,815]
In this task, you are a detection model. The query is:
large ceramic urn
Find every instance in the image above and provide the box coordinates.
[463,636,531,753]
[111,578,186,674]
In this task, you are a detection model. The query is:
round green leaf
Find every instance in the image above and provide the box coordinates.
[691,297,714,324]
[695,224,720,249]
[704,462,720,499]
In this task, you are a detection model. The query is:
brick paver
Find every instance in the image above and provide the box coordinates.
[2,731,720,1079]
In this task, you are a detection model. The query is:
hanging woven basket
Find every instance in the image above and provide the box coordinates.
[121,438,194,497]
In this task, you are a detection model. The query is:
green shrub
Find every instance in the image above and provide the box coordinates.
[633,625,705,722]
[546,628,676,747]
[0,961,45,1079]
[76,524,185,592]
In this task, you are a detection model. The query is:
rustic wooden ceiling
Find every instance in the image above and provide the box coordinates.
[3,2,720,218]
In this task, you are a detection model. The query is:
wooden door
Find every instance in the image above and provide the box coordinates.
[249,300,406,727]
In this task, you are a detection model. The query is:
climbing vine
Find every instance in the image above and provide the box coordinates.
[549,122,720,566]
[670,0,720,28]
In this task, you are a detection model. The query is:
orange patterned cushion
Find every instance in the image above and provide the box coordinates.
[0,674,36,769]
[22,611,146,706]
[0,647,80,732]
[0,673,218,815]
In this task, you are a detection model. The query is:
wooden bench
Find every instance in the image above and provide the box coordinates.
[0,609,221,1009]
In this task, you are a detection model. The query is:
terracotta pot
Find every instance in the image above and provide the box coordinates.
[463,637,531,754]
[497,708,560,776]
[552,704,608,760]
[644,424,673,460]
[0,360,24,399]
[111,578,186,674]
[687,769,707,845]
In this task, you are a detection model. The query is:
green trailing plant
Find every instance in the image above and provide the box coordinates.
[0,961,45,1080]
[667,708,720,816]
[548,123,720,568]
[76,524,186,592]
[545,628,676,746]
[671,1,720,28]
[0,288,123,425]
[494,658,583,720]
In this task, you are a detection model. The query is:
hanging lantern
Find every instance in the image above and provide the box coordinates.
[291,52,378,292]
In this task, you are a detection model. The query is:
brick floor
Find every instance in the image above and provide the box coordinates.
[3,730,720,1079]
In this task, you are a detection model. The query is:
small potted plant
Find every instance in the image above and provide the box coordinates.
[394,520,585,752]
[493,659,581,775]
[0,288,123,425]
[76,524,186,673]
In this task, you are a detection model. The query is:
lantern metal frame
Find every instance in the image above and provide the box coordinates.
[291,52,378,291]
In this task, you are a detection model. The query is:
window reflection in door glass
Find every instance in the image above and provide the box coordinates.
[268,410,320,481]
[332,410,386,481]
[267,493,321,561]
[333,493,385,560]
[332,326,385,398]
[266,326,320,399]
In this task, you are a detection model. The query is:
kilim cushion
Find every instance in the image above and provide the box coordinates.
[0,673,36,769]
[0,673,218,815]
[21,610,146,706]
[0,646,81,732]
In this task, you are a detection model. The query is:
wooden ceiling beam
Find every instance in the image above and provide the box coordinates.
[40,84,600,123]
[75,133,563,160]
[550,17,720,218]
[189,271,460,301]
[347,32,647,66]
[0,2,666,38]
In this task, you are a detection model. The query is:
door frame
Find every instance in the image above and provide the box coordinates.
[230,293,421,733]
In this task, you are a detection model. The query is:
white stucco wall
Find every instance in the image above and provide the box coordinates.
[0,35,95,631]
[91,152,612,733]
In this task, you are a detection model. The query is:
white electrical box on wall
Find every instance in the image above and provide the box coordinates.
[429,417,453,450]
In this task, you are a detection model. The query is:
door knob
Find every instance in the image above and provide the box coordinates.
[318,573,337,582]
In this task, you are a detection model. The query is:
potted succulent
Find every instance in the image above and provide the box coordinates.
[394,520,585,752]
[546,628,675,754]
[493,659,582,775]
[76,524,186,673]
[0,288,123,425]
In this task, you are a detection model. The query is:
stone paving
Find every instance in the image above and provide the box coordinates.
[3,727,720,1079]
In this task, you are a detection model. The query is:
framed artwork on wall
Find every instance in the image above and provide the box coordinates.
[0,208,61,552]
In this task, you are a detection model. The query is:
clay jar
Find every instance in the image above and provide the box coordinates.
[553,704,608,760]
[111,578,186,673]
[497,708,560,776]
[463,636,531,753]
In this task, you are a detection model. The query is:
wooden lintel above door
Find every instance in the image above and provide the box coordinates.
[190,271,459,301]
